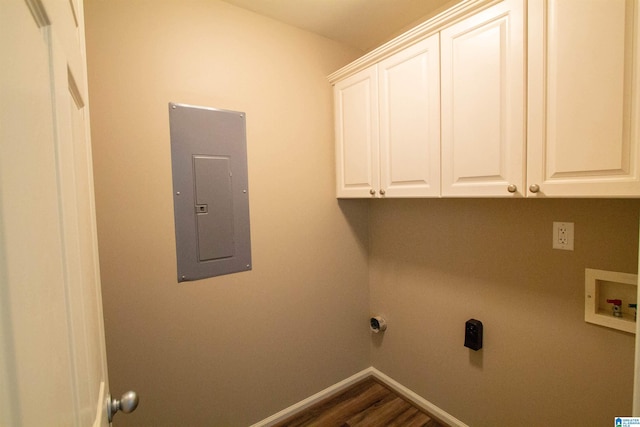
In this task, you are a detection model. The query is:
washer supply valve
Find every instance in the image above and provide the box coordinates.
[607,299,623,317]
[630,303,637,321]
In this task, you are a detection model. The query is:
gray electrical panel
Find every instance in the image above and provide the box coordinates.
[169,102,251,282]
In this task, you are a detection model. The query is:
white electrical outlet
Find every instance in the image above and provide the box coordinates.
[553,222,574,251]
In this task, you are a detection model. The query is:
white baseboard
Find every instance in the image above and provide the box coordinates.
[250,368,372,427]
[250,367,468,427]
[368,368,469,427]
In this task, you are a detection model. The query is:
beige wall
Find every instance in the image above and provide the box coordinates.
[369,198,640,426]
[84,1,369,425]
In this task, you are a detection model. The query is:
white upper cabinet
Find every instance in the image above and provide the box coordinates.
[378,35,441,198]
[527,0,640,197]
[334,66,379,198]
[331,0,640,198]
[440,0,525,197]
[335,35,440,198]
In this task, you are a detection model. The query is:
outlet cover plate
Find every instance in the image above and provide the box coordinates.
[553,221,574,250]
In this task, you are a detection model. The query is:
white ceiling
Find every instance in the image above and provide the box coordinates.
[220,0,458,52]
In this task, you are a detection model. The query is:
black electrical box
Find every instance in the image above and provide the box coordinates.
[464,319,483,351]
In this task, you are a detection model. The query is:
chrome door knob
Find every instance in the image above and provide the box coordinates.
[108,391,139,422]
[507,184,517,193]
[529,184,540,193]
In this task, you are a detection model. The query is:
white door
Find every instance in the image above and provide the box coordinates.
[0,0,111,425]
[378,33,441,198]
[440,0,525,197]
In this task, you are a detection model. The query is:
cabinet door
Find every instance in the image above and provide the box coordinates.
[334,66,379,198]
[378,34,441,197]
[440,0,525,197]
[527,0,640,197]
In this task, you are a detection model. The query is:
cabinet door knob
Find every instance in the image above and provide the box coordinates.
[507,184,517,193]
[379,189,386,196]
[369,189,376,196]
[529,184,540,193]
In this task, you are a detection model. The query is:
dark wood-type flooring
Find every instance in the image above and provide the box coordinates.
[273,377,448,427]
